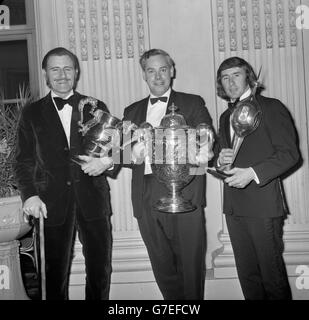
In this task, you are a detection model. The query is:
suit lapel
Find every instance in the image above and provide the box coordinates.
[134,97,148,125]
[166,89,176,115]
[224,111,233,148]
[69,92,82,150]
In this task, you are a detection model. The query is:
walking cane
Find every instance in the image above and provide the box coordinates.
[39,211,46,300]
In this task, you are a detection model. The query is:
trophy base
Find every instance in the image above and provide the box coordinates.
[154,197,197,214]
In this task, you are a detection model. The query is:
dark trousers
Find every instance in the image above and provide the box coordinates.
[137,175,206,300]
[43,193,112,300]
[225,214,292,300]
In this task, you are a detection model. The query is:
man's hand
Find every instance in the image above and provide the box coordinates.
[23,195,47,219]
[79,155,113,176]
[132,141,146,164]
[224,167,255,188]
[218,148,234,167]
[188,142,214,165]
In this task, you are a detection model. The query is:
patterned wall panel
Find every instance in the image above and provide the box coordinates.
[65,0,148,61]
[214,0,298,52]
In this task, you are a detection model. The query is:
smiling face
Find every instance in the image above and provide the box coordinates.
[142,54,174,97]
[220,66,249,101]
[44,54,78,98]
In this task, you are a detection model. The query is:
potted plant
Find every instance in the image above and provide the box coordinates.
[0,84,36,239]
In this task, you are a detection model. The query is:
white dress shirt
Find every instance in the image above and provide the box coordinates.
[51,90,74,147]
[144,88,171,174]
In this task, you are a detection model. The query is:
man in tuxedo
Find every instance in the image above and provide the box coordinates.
[14,47,114,299]
[122,49,213,299]
[214,56,300,299]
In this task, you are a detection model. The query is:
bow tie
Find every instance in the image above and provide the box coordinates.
[53,95,75,111]
[228,98,240,111]
[150,96,168,105]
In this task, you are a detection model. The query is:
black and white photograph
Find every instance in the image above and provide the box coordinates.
[0,0,309,309]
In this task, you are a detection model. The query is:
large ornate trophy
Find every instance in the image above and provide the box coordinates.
[208,80,262,179]
[146,104,214,214]
[72,97,123,165]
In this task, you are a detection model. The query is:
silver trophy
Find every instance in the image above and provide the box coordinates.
[210,81,262,179]
[72,97,123,165]
[146,104,214,214]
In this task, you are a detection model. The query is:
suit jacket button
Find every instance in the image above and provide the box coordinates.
[66,181,71,186]
[64,147,69,152]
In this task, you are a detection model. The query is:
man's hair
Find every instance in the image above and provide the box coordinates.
[139,48,175,71]
[216,56,258,100]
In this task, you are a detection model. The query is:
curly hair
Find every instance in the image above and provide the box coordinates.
[216,57,258,101]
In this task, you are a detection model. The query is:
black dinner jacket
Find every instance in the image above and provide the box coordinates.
[215,94,300,217]
[122,89,213,218]
[15,91,113,226]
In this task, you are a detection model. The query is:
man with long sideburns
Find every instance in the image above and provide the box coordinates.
[214,56,300,300]
[15,47,114,299]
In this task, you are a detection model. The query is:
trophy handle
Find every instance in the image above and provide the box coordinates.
[77,97,101,136]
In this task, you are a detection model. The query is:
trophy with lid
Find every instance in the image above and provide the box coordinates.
[144,104,214,213]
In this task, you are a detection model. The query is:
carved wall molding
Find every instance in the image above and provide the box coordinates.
[78,0,88,61]
[228,0,237,51]
[65,0,147,61]
[136,0,146,57]
[252,0,261,49]
[125,0,134,58]
[102,0,111,59]
[217,0,225,52]
[240,0,249,50]
[289,0,297,47]
[276,0,285,48]
[113,0,122,59]
[66,0,76,54]
[215,0,298,52]
[264,0,273,48]
[90,0,99,60]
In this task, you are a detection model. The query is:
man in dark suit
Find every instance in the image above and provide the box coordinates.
[122,49,213,299]
[214,56,300,299]
[14,47,114,300]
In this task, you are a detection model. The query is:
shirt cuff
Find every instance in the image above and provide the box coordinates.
[250,167,260,184]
